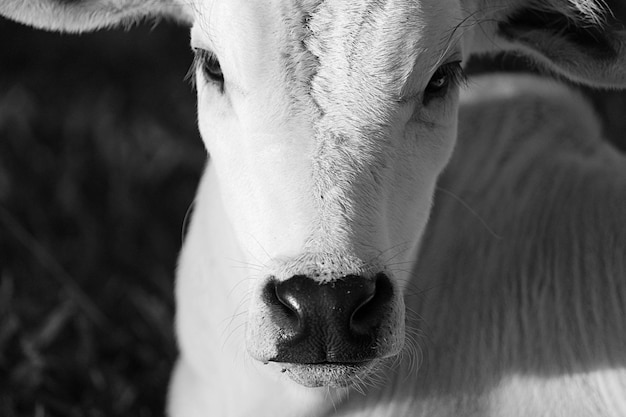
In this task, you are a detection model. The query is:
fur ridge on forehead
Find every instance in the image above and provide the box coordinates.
[275,0,324,119]
[303,0,431,135]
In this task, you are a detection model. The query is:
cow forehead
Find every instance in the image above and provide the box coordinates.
[193,0,462,113]
[306,0,462,93]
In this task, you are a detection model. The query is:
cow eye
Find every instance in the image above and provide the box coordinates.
[192,48,224,89]
[423,61,466,104]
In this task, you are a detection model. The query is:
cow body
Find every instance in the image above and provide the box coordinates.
[410,75,626,417]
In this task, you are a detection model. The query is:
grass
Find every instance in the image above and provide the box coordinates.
[0,16,624,417]
[0,18,203,417]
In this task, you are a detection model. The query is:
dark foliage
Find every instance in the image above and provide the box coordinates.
[0,18,203,417]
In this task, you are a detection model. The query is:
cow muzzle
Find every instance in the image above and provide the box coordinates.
[247,270,405,387]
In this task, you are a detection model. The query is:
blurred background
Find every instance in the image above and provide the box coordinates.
[0,18,203,417]
[0,15,624,417]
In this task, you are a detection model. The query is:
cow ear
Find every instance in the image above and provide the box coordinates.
[0,0,193,32]
[471,0,626,88]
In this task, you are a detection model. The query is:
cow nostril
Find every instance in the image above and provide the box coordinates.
[263,279,301,333]
[263,272,395,364]
[350,273,394,335]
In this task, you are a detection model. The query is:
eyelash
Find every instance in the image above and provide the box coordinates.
[423,61,467,104]
[187,48,224,91]
[186,50,465,103]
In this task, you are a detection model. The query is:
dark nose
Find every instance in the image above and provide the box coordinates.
[262,273,394,364]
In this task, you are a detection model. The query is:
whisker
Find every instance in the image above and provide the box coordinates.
[326,386,339,413]
[180,199,196,244]
[226,276,257,300]
[221,321,247,351]
[436,186,503,240]
[244,233,274,265]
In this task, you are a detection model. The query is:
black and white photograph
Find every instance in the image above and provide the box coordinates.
[1,1,625,416]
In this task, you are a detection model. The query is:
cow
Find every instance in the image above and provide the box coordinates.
[1,0,625,415]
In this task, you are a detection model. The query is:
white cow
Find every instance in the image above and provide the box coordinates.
[409,74,626,417]
[1,1,625,416]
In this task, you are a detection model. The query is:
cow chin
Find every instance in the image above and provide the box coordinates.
[267,361,380,388]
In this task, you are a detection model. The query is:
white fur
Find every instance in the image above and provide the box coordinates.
[1,1,626,416]
[170,72,626,417]
[0,0,192,31]
[406,75,626,417]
